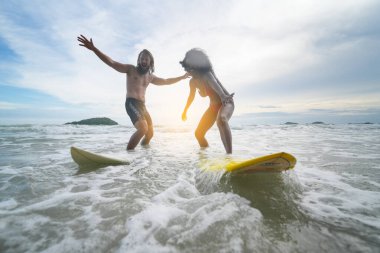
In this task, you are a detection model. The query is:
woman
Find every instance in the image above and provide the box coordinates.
[180,48,234,154]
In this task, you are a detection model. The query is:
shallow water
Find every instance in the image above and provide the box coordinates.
[0,123,379,252]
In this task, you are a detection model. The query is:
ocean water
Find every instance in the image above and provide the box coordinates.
[0,123,379,253]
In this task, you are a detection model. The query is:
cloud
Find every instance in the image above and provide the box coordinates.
[236,107,380,124]
[0,0,379,124]
[258,105,281,109]
[0,101,29,110]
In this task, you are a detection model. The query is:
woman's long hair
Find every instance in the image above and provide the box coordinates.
[180,48,212,73]
[180,48,230,94]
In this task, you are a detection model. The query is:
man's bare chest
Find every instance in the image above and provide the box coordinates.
[127,73,151,88]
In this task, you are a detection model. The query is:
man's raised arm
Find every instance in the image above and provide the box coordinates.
[77,35,132,73]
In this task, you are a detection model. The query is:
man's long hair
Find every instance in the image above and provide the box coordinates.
[179,48,212,73]
[137,49,155,74]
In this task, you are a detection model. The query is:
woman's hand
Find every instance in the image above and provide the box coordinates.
[182,111,187,121]
[222,93,234,105]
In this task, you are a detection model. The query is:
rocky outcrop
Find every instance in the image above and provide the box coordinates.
[65,117,118,125]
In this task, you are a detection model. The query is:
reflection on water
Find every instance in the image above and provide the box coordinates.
[194,150,307,242]
[196,166,306,239]
[225,172,307,241]
[195,151,304,219]
[225,173,305,222]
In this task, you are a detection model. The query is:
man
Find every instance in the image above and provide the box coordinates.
[77,35,189,150]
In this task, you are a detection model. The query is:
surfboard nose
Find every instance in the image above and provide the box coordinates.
[71,146,130,169]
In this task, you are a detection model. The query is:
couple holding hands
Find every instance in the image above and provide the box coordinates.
[78,35,234,153]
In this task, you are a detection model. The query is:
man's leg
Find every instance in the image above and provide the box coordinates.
[127,119,148,150]
[141,124,153,146]
[195,107,217,148]
[141,108,153,146]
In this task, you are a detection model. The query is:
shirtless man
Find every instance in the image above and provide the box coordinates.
[77,35,189,150]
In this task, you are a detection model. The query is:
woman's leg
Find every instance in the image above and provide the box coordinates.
[195,107,218,148]
[217,102,234,154]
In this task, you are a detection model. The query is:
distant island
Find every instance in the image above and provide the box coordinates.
[284,122,298,125]
[348,122,373,125]
[65,117,118,125]
[311,121,325,124]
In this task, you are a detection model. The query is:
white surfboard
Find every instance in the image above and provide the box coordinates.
[71,146,130,168]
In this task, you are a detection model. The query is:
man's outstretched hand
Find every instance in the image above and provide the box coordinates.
[77,35,95,51]
[183,73,191,79]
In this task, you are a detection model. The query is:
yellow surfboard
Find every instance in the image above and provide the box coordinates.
[225,152,296,174]
[70,146,130,168]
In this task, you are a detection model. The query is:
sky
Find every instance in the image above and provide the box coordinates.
[1,0,380,125]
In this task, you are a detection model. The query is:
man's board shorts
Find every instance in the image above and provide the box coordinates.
[125,97,152,126]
